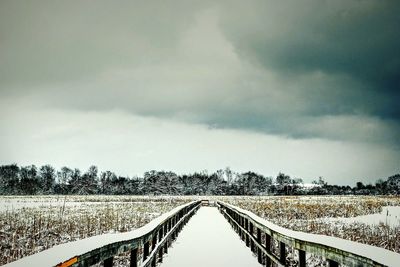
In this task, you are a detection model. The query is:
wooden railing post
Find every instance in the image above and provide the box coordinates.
[250,223,255,252]
[152,233,157,251]
[172,229,176,240]
[143,241,150,261]
[164,240,168,254]
[104,256,113,267]
[280,242,286,265]
[328,259,339,267]
[164,222,168,235]
[159,228,163,242]
[257,228,262,264]
[158,247,163,263]
[130,248,138,267]
[265,233,271,267]
[299,250,306,267]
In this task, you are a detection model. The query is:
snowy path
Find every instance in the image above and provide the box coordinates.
[160,207,260,267]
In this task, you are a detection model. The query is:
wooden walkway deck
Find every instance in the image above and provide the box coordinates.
[160,206,260,267]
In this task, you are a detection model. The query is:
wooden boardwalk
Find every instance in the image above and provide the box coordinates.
[5,200,399,267]
[160,206,260,267]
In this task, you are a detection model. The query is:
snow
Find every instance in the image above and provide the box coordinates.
[3,201,198,267]
[0,196,185,212]
[326,206,400,227]
[160,207,260,267]
[219,201,400,267]
[0,198,81,211]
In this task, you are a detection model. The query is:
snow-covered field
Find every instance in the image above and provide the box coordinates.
[1,195,399,266]
[220,195,400,253]
[0,196,192,266]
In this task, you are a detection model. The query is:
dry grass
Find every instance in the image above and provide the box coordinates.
[220,195,400,253]
[0,196,190,265]
[2,195,399,266]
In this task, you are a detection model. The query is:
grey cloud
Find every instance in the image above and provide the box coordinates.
[1,0,399,148]
[0,0,208,85]
[218,0,400,119]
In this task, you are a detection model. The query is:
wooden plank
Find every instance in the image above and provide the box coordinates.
[130,248,138,267]
[56,257,78,267]
[221,208,284,267]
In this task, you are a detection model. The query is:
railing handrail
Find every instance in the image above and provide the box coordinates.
[218,201,400,267]
[5,200,201,267]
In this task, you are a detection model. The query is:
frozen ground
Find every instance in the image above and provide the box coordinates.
[2,196,400,266]
[326,206,400,227]
[161,207,260,267]
[3,202,196,267]
[0,196,190,265]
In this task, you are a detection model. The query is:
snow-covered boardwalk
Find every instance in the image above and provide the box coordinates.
[161,207,260,267]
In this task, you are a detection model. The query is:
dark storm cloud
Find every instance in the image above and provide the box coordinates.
[0,0,399,147]
[218,0,400,120]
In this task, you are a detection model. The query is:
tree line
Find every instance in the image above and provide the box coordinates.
[0,164,399,195]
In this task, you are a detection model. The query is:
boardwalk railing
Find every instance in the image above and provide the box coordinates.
[218,201,399,267]
[5,201,201,267]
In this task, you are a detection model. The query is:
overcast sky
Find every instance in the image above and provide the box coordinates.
[0,0,399,185]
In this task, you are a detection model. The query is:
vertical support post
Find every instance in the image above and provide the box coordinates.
[328,259,339,267]
[299,250,306,267]
[280,242,286,264]
[159,228,163,242]
[164,240,168,254]
[249,223,254,252]
[258,247,263,264]
[152,234,157,251]
[265,234,271,252]
[257,228,262,263]
[104,257,113,267]
[144,241,150,261]
[172,229,176,240]
[130,248,138,267]
[265,257,271,267]
[158,247,163,263]
[265,233,271,267]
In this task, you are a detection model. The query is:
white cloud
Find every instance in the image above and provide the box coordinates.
[1,102,398,185]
